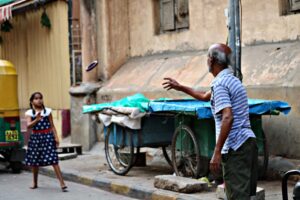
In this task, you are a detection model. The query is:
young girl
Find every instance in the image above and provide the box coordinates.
[25,92,68,192]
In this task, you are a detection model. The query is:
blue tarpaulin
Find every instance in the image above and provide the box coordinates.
[149,99,291,119]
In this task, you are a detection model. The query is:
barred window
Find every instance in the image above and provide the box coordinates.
[159,0,189,33]
[279,0,300,16]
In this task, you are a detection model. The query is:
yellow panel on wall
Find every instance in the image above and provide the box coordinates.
[0,1,70,110]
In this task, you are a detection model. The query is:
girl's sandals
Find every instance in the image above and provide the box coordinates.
[61,186,68,192]
[30,185,67,192]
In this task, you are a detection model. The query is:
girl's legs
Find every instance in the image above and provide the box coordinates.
[52,164,67,189]
[30,166,39,189]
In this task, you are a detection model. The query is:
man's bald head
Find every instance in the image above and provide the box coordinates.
[209,43,232,55]
[208,43,233,68]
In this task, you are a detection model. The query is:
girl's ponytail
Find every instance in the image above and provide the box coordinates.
[42,104,46,114]
[30,102,35,115]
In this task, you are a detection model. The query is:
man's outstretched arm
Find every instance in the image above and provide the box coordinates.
[162,77,211,101]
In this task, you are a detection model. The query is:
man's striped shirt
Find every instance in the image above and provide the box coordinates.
[211,68,256,154]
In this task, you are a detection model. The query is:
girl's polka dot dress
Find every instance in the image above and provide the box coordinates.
[25,108,59,166]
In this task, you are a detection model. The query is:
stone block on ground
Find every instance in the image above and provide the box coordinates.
[216,184,265,200]
[154,175,208,193]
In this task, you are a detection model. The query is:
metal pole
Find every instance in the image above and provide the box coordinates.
[68,0,73,85]
[234,0,242,81]
[228,0,236,76]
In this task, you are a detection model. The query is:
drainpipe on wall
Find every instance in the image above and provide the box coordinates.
[68,0,73,85]
[80,0,98,83]
[234,0,242,81]
[228,0,242,82]
[228,0,236,75]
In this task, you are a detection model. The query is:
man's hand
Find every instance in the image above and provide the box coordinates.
[210,150,222,174]
[162,77,211,101]
[162,77,182,91]
[209,107,233,174]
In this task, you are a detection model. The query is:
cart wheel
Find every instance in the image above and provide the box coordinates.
[258,130,269,179]
[115,130,139,167]
[105,126,134,175]
[115,145,139,167]
[162,146,173,168]
[171,125,200,178]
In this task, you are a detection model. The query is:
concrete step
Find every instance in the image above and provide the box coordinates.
[58,152,78,161]
[57,144,82,155]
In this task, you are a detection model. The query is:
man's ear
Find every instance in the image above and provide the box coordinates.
[210,57,215,66]
[207,57,213,66]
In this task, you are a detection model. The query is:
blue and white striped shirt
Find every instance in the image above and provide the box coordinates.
[211,68,255,154]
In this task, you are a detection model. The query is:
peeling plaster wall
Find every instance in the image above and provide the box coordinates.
[96,0,300,79]
[128,0,228,57]
[96,0,130,80]
[242,0,300,45]
[127,0,300,57]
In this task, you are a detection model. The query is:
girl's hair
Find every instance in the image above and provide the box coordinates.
[29,92,46,115]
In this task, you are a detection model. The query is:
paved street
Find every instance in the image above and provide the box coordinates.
[0,168,137,200]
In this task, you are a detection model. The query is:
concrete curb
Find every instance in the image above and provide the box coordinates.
[38,167,198,200]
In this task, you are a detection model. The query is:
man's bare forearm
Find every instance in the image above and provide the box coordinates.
[179,85,211,101]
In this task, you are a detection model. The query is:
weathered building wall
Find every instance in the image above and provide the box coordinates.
[128,0,228,57]
[127,0,300,57]
[96,0,300,79]
[94,0,300,84]
[96,0,130,80]
[242,0,300,45]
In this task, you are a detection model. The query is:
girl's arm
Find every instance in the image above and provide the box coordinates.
[26,112,42,129]
[49,113,59,147]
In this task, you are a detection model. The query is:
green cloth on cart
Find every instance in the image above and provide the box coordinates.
[82,93,150,113]
[0,0,15,6]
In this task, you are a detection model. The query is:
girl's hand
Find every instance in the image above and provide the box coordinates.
[35,112,43,121]
[55,136,60,147]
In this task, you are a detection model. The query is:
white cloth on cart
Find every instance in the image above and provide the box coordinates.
[98,107,146,130]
